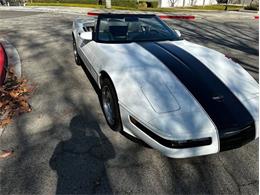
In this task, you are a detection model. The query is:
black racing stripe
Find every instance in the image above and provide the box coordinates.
[138,41,255,149]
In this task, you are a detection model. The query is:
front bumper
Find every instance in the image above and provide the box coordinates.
[119,103,257,158]
[129,116,212,149]
[219,123,256,151]
[119,104,219,158]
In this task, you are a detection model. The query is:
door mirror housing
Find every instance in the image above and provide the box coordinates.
[175,30,182,38]
[80,32,93,40]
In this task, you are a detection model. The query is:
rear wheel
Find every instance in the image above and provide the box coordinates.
[72,36,82,65]
[101,76,122,131]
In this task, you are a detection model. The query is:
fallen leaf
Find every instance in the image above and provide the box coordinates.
[0,118,12,127]
[0,69,34,128]
[0,150,13,159]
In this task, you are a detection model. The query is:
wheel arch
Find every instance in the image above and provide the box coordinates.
[99,70,121,102]
[99,71,114,90]
[99,70,123,131]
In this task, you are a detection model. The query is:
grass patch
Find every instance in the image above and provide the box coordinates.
[27,2,105,8]
[188,5,242,11]
[135,5,242,12]
[26,3,243,12]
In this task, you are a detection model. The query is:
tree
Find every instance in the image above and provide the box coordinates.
[203,0,206,7]
[169,0,178,7]
[224,0,229,11]
[105,0,111,8]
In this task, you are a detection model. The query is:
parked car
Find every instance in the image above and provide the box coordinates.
[72,13,259,158]
[0,0,7,5]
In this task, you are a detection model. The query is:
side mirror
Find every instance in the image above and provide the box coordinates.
[80,32,93,40]
[175,30,181,38]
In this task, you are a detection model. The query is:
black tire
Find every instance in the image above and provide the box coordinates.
[72,36,83,65]
[101,76,122,131]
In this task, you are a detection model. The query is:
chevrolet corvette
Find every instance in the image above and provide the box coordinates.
[72,13,259,158]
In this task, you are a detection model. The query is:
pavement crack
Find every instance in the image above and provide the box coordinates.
[239,180,258,187]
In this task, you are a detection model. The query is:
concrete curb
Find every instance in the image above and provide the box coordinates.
[158,15,195,20]
[0,113,8,137]
[0,39,22,80]
[239,9,259,13]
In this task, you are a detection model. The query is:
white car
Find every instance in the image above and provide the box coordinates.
[72,13,259,158]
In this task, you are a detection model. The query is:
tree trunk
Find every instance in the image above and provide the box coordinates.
[249,0,254,6]
[158,0,161,7]
[224,0,229,11]
[105,0,111,8]
[242,0,245,6]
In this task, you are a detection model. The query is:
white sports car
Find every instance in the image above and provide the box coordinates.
[72,13,259,158]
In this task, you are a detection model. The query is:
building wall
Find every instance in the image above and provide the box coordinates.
[158,0,218,7]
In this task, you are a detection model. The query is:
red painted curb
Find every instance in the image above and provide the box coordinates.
[0,43,7,86]
[87,12,99,16]
[255,16,259,19]
[158,15,195,20]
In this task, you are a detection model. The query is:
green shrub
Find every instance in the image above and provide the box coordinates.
[139,1,158,8]
[112,0,137,8]
[29,0,158,8]
[244,4,259,10]
[138,1,147,8]
[150,1,158,8]
[31,0,97,4]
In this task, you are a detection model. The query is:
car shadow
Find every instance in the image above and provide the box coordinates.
[49,114,115,194]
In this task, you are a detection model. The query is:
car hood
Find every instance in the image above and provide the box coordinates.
[170,40,259,135]
[171,40,259,101]
[97,42,215,123]
[95,41,258,139]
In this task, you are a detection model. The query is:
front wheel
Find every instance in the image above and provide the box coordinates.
[101,77,122,131]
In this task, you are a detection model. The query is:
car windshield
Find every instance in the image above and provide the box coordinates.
[96,14,179,43]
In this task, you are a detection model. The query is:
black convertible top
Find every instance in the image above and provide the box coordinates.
[97,13,156,18]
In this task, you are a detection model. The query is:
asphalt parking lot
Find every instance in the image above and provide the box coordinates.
[0,8,259,194]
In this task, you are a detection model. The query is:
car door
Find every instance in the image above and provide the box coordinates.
[79,40,100,82]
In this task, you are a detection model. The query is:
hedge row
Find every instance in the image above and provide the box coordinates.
[112,0,136,7]
[29,0,158,8]
[31,0,97,4]
[244,4,259,10]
